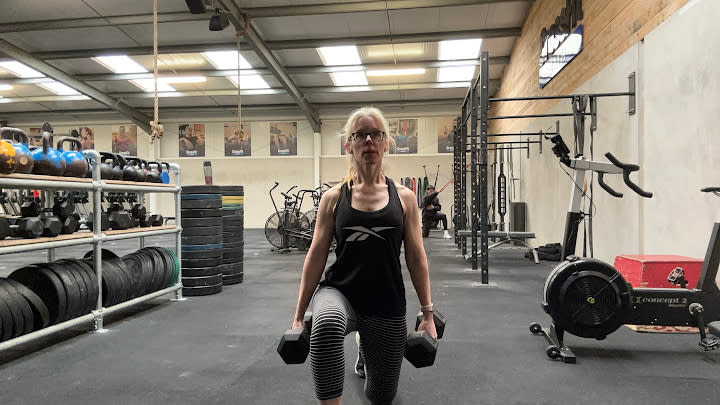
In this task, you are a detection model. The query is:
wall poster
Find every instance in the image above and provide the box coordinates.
[178,123,206,157]
[437,117,455,153]
[389,118,417,154]
[112,124,137,156]
[269,121,297,156]
[224,122,251,156]
[77,127,95,150]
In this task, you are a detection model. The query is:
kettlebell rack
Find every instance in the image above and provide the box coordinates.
[0,150,184,351]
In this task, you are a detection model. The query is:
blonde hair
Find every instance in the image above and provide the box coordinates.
[341,106,394,185]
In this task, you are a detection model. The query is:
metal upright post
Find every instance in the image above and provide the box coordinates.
[453,124,460,245]
[170,163,186,301]
[85,150,107,332]
[479,51,490,284]
[138,192,145,249]
[461,109,468,257]
[44,190,55,262]
[470,83,478,271]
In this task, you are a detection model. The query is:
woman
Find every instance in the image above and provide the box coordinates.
[290,106,437,404]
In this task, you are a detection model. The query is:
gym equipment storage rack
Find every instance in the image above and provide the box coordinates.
[0,150,184,351]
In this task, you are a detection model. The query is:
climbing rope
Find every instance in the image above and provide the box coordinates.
[149,0,164,143]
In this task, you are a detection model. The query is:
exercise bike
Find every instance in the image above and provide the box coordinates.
[265,182,315,251]
[531,133,720,363]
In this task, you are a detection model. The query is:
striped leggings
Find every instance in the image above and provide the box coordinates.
[309,286,407,404]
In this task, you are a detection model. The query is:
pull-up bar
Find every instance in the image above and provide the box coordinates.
[489,91,633,103]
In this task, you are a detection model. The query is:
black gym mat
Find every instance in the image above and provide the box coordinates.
[0,230,718,405]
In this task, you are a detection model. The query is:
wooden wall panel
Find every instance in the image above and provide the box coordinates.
[490,0,692,134]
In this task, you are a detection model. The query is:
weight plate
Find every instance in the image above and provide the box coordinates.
[182,283,223,296]
[222,262,244,272]
[122,254,148,299]
[182,243,223,251]
[181,235,223,245]
[180,199,222,209]
[0,280,27,338]
[6,279,50,331]
[223,250,244,260]
[223,236,244,244]
[0,282,14,341]
[103,258,127,305]
[0,280,33,336]
[181,208,222,218]
[182,274,223,288]
[222,214,243,221]
[65,259,99,312]
[181,185,221,194]
[10,265,68,326]
[222,273,244,285]
[180,193,222,201]
[182,217,222,227]
[183,257,222,268]
[181,249,223,259]
[223,225,245,233]
[222,220,244,228]
[220,186,244,194]
[143,247,169,293]
[181,226,222,237]
[45,262,82,322]
[149,247,175,289]
[222,257,245,265]
[222,209,244,217]
[108,254,133,303]
[222,240,244,249]
[161,248,180,285]
[221,204,243,211]
[58,261,90,317]
[181,266,223,278]
[222,268,243,278]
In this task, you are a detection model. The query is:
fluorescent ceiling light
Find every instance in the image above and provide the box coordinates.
[38,80,80,95]
[366,45,424,58]
[366,68,426,77]
[93,55,147,73]
[438,39,483,61]
[130,79,176,92]
[0,61,44,78]
[203,51,252,70]
[330,71,368,86]
[227,74,270,89]
[0,84,13,91]
[437,66,476,82]
[163,76,207,84]
[317,46,362,66]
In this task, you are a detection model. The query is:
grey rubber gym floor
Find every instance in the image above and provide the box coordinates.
[1,229,719,404]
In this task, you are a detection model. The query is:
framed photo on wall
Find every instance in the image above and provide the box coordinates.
[390,118,417,154]
[179,123,206,157]
[437,117,455,153]
[112,124,137,156]
[28,127,43,147]
[270,121,297,156]
[224,122,251,156]
[77,126,95,150]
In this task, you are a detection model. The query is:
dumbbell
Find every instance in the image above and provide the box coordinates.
[38,210,62,237]
[148,214,164,226]
[53,196,76,219]
[106,198,133,230]
[405,309,446,368]
[0,217,9,239]
[20,200,41,217]
[2,216,44,238]
[277,312,313,364]
[86,211,110,231]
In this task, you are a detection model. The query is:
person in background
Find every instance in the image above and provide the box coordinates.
[422,182,452,239]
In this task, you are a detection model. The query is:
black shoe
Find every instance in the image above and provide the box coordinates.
[354,352,366,379]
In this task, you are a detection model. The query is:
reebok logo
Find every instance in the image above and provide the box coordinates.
[344,226,395,242]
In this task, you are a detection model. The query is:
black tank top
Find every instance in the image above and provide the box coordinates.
[319,177,406,316]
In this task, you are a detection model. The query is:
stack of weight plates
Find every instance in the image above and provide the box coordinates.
[180,185,223,296]
[220,186,244,285]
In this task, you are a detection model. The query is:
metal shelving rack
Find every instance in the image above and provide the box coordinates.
[452,52,635,285]
[0,150,184,351]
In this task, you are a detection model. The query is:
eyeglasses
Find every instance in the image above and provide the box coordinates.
[351,130,386,143]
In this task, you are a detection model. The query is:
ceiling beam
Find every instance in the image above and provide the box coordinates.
[0,37,153,134]
[0,0,532,33]
[0,57,509,84]
[0,99,465,120]
[29,28,520,60]
[216,0,321,133]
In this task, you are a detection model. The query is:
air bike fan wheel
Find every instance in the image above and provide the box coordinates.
[542,257,632,339]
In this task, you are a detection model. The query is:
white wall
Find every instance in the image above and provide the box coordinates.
[510,0,720,266]
[13,113,455,229]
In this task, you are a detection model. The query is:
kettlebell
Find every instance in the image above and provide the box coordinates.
[127,157,146,182]
[0,127,34,173]
[116,154,137,182]
[31,132,66,176]
[0,139,17,174]
[56,136,88,178]
[160,162,170,184]
[146,161,162,183]
[99,152,118,179]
